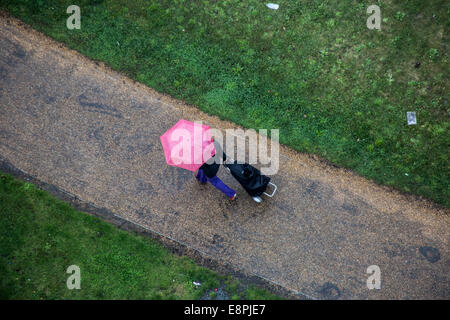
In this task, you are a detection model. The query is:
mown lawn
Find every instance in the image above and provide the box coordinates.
[0,0,448,206]
[0,173,280,299]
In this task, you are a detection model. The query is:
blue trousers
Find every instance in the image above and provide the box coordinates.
[196,169,236,199]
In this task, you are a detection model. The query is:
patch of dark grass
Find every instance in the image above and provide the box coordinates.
[1,0,448,206]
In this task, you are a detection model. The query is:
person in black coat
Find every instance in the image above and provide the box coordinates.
[195,141,236,200]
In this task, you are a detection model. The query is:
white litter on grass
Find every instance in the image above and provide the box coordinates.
[193,282,201,287]
[407,112,417,125]
[266,3,279,10]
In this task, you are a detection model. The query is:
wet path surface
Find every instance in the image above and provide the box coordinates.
[0,16,448,299]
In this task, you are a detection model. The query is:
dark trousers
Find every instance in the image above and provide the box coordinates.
[196,169,236,199]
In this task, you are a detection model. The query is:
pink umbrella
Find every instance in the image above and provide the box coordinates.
[160,119,216,172]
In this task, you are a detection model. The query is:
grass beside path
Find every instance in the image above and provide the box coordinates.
[1,0,448,207]
[0,172,280,300]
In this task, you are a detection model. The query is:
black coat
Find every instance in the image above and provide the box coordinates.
[199,162,220,178]
[200,141,226,178]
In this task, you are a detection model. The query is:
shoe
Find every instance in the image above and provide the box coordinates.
[230,194,237,200]
[252,196,262,203]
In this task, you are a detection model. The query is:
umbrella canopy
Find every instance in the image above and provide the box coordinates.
[160,119,216,172]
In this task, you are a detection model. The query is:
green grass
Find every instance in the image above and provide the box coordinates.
[0,0,448,206]
[0,172,279,299]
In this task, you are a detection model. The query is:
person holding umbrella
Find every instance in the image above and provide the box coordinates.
[195,141,236,200]
[160,119,236,200]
